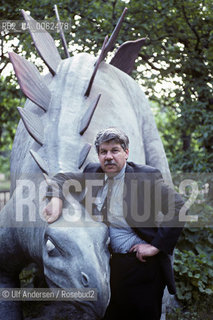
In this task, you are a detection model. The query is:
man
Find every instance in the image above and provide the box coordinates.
[43,127,184,320]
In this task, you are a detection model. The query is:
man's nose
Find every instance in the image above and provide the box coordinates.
[105,151,113,159]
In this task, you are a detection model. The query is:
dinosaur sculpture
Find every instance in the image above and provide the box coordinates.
[0,7,173,320]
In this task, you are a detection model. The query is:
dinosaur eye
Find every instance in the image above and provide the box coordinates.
[46,239,56,254]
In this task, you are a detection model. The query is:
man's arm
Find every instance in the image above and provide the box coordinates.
[129,169,185,257]
[129,243,159,262]
[43,172,85,223]
[150,171,185,255]
[43,197,63,223]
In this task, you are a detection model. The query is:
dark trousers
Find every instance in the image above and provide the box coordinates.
[103,253,165,320]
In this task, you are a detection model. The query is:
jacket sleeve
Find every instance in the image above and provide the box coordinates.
[46,172,85,201]
[45,163,100,201]
[150,170,186,255]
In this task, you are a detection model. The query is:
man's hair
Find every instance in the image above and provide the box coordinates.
[94,127,129,154]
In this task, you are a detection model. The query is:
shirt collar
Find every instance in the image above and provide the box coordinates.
[104,163,126,181]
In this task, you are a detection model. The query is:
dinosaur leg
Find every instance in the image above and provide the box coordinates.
[0,271,23,320]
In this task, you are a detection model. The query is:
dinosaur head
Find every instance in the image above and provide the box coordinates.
[43,213,110,318]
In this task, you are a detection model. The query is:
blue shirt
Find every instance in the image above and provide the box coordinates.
[95,164,146,253]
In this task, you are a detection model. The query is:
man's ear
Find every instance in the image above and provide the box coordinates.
[125,149,129,159]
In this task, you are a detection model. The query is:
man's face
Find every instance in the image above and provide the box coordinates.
[98,140,129,175]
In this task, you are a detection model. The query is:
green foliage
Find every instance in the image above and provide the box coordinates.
[1,0,213,173]
[174,248,213,300]
[0,156,10,177]
[128,0,213,171]
[0,179,10,191]
[167,300,213,320]
[153,101,213,172]
[19,263,39,288]
[175,218,213,302]
[1,4,212,320]
[168,224,213,319]
[170,183,213,318]
[0,76,25,174]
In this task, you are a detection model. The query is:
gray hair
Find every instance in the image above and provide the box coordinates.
[94,127,129,153]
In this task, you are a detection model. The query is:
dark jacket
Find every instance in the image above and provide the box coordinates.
[47,161,185,294]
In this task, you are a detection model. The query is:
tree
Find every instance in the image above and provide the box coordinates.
[1,0,213,172]
[0,76,23,174]
[126,0,213,171]
[1,1,213,317]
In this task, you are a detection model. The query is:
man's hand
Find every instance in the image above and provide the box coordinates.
[43,197,63,223]
[129,243,160,262]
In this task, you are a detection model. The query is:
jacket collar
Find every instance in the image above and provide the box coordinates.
[125,162,134,173]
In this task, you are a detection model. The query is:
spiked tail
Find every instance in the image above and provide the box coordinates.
[79,94,101,135]
[54,5,70,58]
[9,52,51,111]
[21,10,61,75]
[79,143,91,169]
[102,7,127,61]
[85,36,108,97]
[43,173,52,185]
[17,107,44,145]
[110,38,146,75]
[30,149,49,174]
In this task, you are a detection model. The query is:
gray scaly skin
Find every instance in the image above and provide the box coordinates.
[0,8,172,320]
